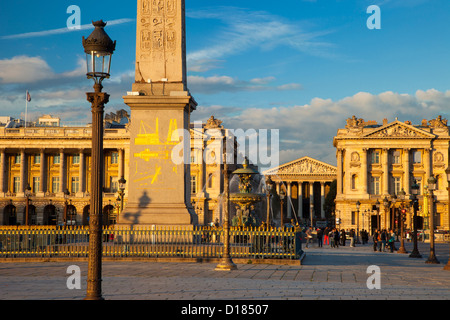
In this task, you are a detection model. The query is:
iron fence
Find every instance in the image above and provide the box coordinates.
[0,225,303,260]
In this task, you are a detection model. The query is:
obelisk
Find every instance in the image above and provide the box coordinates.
[121,0,197,225]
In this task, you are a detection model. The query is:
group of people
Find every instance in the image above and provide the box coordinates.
[372,229,397,253]
[304,227,374,249]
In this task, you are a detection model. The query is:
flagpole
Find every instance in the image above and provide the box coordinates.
[25,90,28,129]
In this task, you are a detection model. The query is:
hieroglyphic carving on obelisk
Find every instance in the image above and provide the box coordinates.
[134,0,186,91]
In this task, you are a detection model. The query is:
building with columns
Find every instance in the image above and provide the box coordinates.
[263,156,337,226]
[0,113,246,227]
[334,115,450,233]
[0,119,129,226]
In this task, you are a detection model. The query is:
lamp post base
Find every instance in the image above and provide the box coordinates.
[215,258,237,271]
[409,250,422,258]
[425,255,440,264]
[444,262,450,270]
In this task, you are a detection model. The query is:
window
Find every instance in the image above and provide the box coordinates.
[53,155,60,164]
[190,149,197,164]
[351,211,356,225]
[394,177,402,195]
[372,177,380,195]
[191,176,197,194]
[34,154,41,164]
[371,151,380,164]
[111,152,118,164]
[71,177,80,193]
[32,177,40,193]
[351,174,357,190]
[13,177,20,193]
[52,177,60,193]
[73,154,80,165]
[110,176,118,193]
[413,177,422,195]
[14,154,21,164]
[413,150,421,164]
[392,150,401,164]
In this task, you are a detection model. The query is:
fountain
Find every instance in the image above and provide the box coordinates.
[229,157,264,227]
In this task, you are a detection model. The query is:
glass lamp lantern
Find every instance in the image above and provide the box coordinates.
[411,180,420,196]
[428,176,437,191]
[82,20,116,84]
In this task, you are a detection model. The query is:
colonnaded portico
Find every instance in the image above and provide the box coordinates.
[263,156,337,225]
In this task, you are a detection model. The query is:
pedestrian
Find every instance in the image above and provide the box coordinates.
[388,229,395,252]
[341,229,346,246]
[305,227,312,248]
[334,228,340,248]
[349,229,355,247]
[372,229,378,251]
[380,229,387,252]
[329,228,335,248]
[317,227,323,247]
[323,227,329,246]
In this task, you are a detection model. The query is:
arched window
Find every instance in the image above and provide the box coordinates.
[351,174,357,190]
[43,205,57,225]
[3,204,17,225]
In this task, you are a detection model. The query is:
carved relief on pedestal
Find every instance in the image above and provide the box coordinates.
[434,151,445,168]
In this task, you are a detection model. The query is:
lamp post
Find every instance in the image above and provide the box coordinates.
[397,189,407,254]
[356,200,361,244]
[383,196,390,231]
[117,177,126,224]
[409,180,422,258]
[279,188,286,228]
[25,184,31,225]
[391,194,397,232]
[444,167,450,270]
[375,199,380,232]
[82,20,116,300]
[215,153,237,271]
[425,176,439,264]
[265,176,274,225]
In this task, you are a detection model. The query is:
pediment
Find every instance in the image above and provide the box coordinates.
[362,121,435,139]
[263,156,337,176]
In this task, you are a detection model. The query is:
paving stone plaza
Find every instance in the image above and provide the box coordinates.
[1,240,449,302]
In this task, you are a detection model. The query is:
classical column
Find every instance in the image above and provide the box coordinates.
[78,149,86,196]
[298,181,303,219]
[285,182,291,219]
[382,148,389,195]
[19,148,26,195]
[424,148,431,182]
[118,148,124,181]
[337,149,343,195]
[59,149,66,194]
[361,148,368,194]
[403,148,410,194]
[0,149,5,194]
[37,148,46,197]
[320,182,325,218]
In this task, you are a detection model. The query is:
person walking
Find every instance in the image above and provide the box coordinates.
[349,229,355,247]
[334,228,340,248]
[323,227,329,246]
[305,227,312,248]
[388,229,395,252]
[317,227,323,247]
[372,229,379,252]
[329,228,335,248]
[341,229,347,246]
[380,229,387,252]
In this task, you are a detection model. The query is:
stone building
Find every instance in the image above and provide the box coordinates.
[333,115,450,233]
[0,113,243,226]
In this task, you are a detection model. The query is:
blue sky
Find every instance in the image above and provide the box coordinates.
[1,0,450,166]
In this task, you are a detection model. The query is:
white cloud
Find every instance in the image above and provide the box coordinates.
[186,7,335,72]
[0,18,134,40]
[0,56,56,84]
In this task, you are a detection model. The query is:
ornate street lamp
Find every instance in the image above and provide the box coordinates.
[279,188,286,228]
[356,200,361,244]
[426,176,439,264]
[117,177,126,221]
[215,153,237,271]
[397,189,407,254]
[265,176,274,225]
[383,196,390,230]
[82,20,116,300]
[409,180,422,258]
[444,167,450,270]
